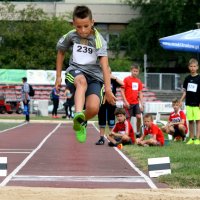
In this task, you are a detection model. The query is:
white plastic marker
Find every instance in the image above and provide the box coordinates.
[0,157,7,176]
[148,157,171,178]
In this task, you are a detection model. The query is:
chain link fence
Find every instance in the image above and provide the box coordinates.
[146,73,181,90]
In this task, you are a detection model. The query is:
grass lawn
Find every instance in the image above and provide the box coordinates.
[122,142,200,188]
[0,122,20,131]
[0,116,200,188]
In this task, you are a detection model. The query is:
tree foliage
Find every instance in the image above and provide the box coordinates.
[120,0,200,71]
[0,2,72,70]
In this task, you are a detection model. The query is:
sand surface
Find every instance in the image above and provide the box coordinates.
[0,187,200,200]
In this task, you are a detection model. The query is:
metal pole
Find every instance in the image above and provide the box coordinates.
[160,74,162,90]
[144,54,147,87]
[196,23,200,62]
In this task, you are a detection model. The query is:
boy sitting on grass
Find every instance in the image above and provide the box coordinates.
[136,113,164,147]
[107,108,135,147]
[161,98,188,141]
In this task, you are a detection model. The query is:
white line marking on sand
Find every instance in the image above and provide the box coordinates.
[12,175,146,183]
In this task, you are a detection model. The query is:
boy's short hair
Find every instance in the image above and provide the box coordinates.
[188,58,198,66]
[143,113,153,121]
[114,108,126,116]
[130,63,140,70]
[22,77,27,82]
[172,97,180,105]
[73,5,92,20]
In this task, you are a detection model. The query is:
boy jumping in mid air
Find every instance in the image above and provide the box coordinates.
[161,98,188,141]
[55,6,115,143]
[136,113,164,146]
[107,108,135,147]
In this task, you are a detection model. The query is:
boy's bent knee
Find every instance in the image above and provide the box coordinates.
[74,75,87,86]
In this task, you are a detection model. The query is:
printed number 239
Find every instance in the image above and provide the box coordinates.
[77,45,93,54]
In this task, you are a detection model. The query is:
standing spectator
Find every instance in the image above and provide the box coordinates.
[55,5,115,143]
[51,85,61,118]
[161,98,188,141]
[136,113,164,147]
[21,77,30,123]
[107,108,135,147]
[120,64,144,138]
[62,88,74,119]
[96,72,124,145]
[180,58,200,145]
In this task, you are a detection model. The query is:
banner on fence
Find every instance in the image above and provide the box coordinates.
[0,69,129,85]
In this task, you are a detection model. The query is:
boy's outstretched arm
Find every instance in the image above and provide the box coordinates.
[100,56,116,105]
[55,50,65,86]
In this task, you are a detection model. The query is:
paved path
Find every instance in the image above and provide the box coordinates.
[0,122,161,189]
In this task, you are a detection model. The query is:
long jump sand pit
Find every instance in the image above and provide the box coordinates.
[0,187,200,200]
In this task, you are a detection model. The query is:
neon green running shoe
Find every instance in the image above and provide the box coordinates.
[73,112,85,131]
[186,138,194,145]
[194,139,200,145]
[75,122,87,143]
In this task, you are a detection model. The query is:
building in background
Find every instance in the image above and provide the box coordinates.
[0,0,139,45]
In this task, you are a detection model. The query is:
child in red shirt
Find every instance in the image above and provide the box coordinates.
[161,98,188,141]
[107,108,135,147]
[136,113,164,146]
[120,64,144,138]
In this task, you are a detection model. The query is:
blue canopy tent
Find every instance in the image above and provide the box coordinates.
[159,29,200,53]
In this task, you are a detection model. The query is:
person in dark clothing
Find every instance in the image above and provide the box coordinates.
[96,72,124,145]
[51,85,61,118]
[180,58,200,145]
[21,77,30,122]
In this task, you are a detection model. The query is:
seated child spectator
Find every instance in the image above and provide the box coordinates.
[107,108,135,147]
[136,113,164,146]
[161,98,188,141]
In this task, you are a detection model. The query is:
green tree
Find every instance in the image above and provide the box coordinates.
[119,0,200,71]
[0,2,72,69]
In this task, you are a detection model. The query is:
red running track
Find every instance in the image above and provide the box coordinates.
[0,122,163,189]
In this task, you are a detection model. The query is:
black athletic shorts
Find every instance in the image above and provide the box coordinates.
[98,102,116,128]
[125,104,141,118]
[65,70,103,101]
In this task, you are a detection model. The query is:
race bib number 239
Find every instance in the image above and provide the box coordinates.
[73,43,97,65]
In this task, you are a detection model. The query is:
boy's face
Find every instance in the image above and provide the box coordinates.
[116,114,126,122]
[73,17,94,39]
[131,68,139,77]
[188,63,198,75]
[144,117,152,128]
[172,102,180,112]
